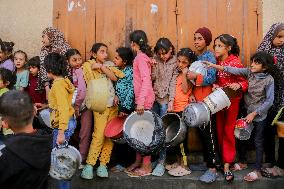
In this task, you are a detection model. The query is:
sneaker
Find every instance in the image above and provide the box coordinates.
[81,164,94,179]
[97,165,109,178]
[199,169,218,183]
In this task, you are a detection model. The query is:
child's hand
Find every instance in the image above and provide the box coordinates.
[150,58,158,66]
[118,112,128,117]
[244,112,258,123]
[113,95,119,106]
[35,103,48,111]
[91,62,102,70]
[136,105,144,115]
[167,101,174,112]
[203,61,214,67]
[187,71,197,80]
[182,67,188,74]
[212,84,220,91]
[189,95,196,102]
[226,83,241,91]
[56,130,65,145]
[74,107,80,118]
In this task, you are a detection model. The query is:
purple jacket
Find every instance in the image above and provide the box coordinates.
[0,59,15,72]
[72,68,87,109]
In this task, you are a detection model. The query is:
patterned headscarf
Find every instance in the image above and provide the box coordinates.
[38,27,71,90]
[257,23,284,111]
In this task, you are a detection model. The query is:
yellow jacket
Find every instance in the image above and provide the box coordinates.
[49,77,75,131]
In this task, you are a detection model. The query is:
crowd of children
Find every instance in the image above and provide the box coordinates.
[0,23,284,188]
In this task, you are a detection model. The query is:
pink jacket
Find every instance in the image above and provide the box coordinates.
[133,52,155,109]
[72,68,87,109]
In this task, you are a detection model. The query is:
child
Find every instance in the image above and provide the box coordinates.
[188,27,220,183]
[125,30,155,177]
[0,90,52,189]
[212,34,248,182]
[14,50,29,91]
[65,48,92,163]
[166,48,196,177]
[257,23,284,177]
[0,68,16,135]
[81,43,124,179]
[113,47,135,116]
[206,51,275,181]
[26,56,47,105]
[44,52,76,189]
[152,37,178,116]
[0,41,15,72]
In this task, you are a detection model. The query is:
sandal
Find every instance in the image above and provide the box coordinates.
[124,162,141,174]
[165,163,179,171]
[261,166,284,178]
[244,171,261,182]
[231,163,247,171]
[127,168,151,177]
[168,166,191,177]
[224,171,234,182]
[111,164,125,172]
[152,163,165,177]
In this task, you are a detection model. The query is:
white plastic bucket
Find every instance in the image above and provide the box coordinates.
[203,88,231,114]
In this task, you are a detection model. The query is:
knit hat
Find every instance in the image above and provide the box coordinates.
[195,27,212,46]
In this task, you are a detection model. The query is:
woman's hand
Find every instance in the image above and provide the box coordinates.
[136,105,144,115]
[244,112,257,123]
[113,95,119,106]
[35,103,48,111]
[56,130,65,145]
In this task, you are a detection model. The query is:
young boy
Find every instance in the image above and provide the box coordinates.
[0,90,52,189]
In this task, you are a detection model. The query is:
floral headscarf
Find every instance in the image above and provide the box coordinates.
[38,27,71,90]
[257,23,284,111]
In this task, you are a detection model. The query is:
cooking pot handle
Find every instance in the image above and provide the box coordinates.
[56,140,69,149]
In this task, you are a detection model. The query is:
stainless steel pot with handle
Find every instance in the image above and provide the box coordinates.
[182,102,210,128]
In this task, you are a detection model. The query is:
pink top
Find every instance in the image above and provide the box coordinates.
[72,67,87,109]
[133,52,155,109]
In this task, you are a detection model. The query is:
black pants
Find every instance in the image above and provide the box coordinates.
[264,110,277,165]
[199,116,220,168]
[278,137,284,169]
[238,119,266,170]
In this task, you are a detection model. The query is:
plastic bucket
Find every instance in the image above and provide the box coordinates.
[234,119,255,140]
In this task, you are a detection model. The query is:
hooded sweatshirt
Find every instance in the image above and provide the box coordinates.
[0,129,52,189]
[48,77,75,131]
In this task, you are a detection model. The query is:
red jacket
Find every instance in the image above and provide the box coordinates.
[216,55,248,97]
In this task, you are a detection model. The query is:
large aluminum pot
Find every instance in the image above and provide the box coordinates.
[49,143,82,180]
[188,61,208,85]
[162,113,187,147]
[123,110,165,155]
[182,102,210,128]
[203,88,231,114]
[234,119,255,140]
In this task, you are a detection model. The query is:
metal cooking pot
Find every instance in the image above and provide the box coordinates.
[188,61,208,84]
[49,142,82,180]
[234,119,255,140]
[182,102,210,128]
[162,113,187,147]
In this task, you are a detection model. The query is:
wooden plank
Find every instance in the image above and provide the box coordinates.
[85,0,96,60]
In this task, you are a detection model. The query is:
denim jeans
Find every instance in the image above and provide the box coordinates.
[52,117,76,189]
[152,101,168,117]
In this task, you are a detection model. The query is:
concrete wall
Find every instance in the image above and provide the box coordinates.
[0,0,53,58]
[263,0,284,36]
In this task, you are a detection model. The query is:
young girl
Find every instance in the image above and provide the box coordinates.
[125,30,155,177]
[151,38,178,176]
[81,43,124,179]
[188,27,219,183]
[0,41,15,72]
[152,37,178,116]
[44,52,75,189]
[167,48,196,177]
[0,68,16,135]
[65,49,93,163]
[206,51,275,181]
[212,34,248,182]
[14,50,29,91]
[257,23,284,177]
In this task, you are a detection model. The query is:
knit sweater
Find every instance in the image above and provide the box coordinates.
[48,78,75,131]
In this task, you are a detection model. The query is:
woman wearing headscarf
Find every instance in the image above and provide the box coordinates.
[38,27,72,97]
[257,23,284,177]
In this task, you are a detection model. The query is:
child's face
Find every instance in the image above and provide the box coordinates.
[0,78,8,89]
[250,60,266,73]
[214,39,230,58]
[42,34,50,47]
[0,50,8,62]
[272,29,284,47]
[194,33,207,52]
[14,53,26,69]
[157,48,172,62]
[94,46,108,63]
[68,54,83,69]
[29,66,39,76]
[176,56,190,71]
[113,52,125,68]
